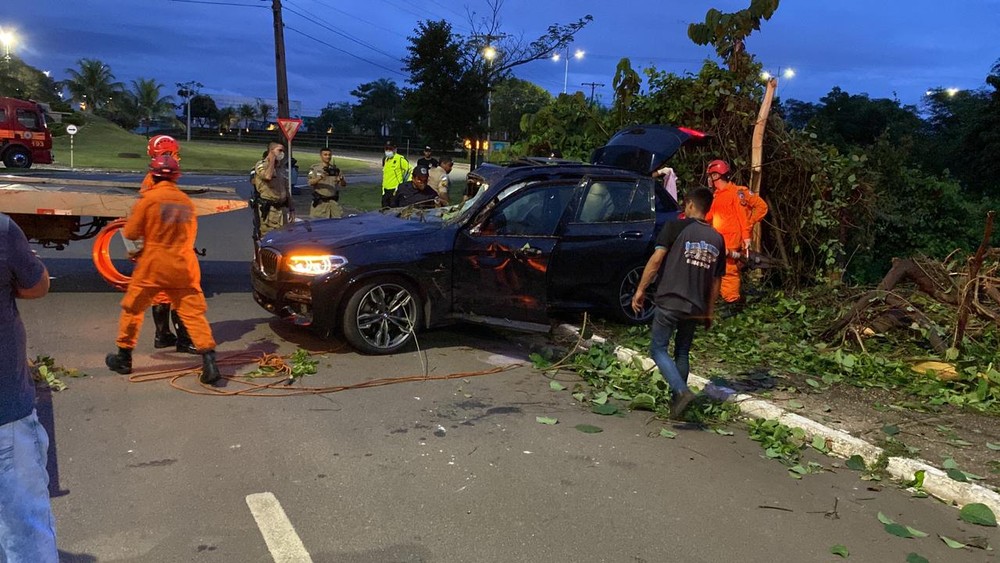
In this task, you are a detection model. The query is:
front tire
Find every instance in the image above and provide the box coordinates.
[614,265,655,324]
[342,278,422,355]
[3,147,32,169]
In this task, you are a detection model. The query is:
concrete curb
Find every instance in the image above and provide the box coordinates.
[554,323,1000,516]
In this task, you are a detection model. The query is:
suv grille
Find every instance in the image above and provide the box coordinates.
[258,248,281,279]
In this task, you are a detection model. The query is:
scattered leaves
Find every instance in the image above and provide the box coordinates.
[591,403,619,416]
[549,380,566,391]
[904,554,928,563]
[939,535,967,549]
[845,455,866,471]
[574,424,603,434]
[659,429,677,439]
[959,503,997,527]
[535,416,558,425]
[830,545,849,558]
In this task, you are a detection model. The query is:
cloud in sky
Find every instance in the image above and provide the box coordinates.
[6,0,998,115]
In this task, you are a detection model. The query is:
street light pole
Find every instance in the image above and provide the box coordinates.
[553,47,584,94]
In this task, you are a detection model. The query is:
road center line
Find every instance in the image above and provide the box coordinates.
[246,492,314,563]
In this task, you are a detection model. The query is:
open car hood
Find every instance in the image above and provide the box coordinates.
[590,124,708,175]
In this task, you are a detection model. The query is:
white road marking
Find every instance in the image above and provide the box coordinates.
[246,492,314,563]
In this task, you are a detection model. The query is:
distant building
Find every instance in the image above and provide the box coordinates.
[208,94,303,120]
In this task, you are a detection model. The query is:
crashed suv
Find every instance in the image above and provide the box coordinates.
[251,124,706,354]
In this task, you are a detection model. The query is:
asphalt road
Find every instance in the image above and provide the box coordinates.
[10,171,996,562]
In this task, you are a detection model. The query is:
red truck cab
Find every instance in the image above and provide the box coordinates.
[0,96,54,169]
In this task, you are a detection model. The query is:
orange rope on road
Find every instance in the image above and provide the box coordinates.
[125,350,522,397]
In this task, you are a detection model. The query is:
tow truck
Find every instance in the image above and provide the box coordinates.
[0,175,247,289]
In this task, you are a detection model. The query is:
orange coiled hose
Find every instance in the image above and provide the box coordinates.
[91,218,132,291]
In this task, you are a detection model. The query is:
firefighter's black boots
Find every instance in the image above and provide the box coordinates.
[151,304,177,348]
[200,350,222,385]
[171,310,198,354]
[105,347,133,375]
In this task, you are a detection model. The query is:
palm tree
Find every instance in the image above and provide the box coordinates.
[238,103,256,139]
[130,78,175,136]
[218,106,238,133]
[62,58,122,112]
[256,100,273,124]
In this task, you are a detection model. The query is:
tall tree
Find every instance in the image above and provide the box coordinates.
[351,79,403,136]
[238,103,257,131]
[403,20,484,148]
[218,106,238,132]
[190,94,219,128]
[256,99,273,124]
[489,78,551,142]
[129,78,175,136]
[62,58,122,111]
[312,102,354,135]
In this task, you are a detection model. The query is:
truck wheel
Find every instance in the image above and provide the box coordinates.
[3,147,32,169]
[342,278,421,355]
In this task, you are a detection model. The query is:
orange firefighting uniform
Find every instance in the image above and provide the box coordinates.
[705,180,768,303]
[140,172,172,307]
[115,178,216,351]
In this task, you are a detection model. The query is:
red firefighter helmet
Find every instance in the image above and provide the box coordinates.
[147,135,180,158]
[706,159,730,176]
[149,154,181,181]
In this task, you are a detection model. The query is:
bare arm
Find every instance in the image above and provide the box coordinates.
[631,247,666,314]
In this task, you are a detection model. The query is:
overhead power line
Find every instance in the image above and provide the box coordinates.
[283,1,401,60]
[167,0,266,7]
[284,25,405,77]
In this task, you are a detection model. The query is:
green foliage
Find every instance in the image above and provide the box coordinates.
[692,287,1000,415]
[687,0,781,70]
[0,56,62,102]
[490,78,552,143]
[31,355,87,391]
[350,79,404,136]
[516,92,609,160]
[747,418,807,465]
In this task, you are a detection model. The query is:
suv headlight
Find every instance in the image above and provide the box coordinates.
[285,254,347,276]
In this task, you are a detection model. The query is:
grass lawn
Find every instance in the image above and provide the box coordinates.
[49,115,373,175]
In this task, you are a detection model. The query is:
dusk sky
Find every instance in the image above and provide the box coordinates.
[6,0,999,116]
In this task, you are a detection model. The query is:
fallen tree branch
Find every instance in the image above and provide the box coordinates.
[954,211,995,350]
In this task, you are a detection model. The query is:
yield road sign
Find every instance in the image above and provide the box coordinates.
[277,118,302,142]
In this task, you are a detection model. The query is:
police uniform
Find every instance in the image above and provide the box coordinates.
[307,162,347,218]
[427,166,450,203]
[253,158,289,236]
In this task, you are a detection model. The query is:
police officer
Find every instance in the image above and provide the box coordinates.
[389,166,438,208]
[307,147,347,218]
[381,141,410,208]
[427,155,454,205]
[253,141,290,237]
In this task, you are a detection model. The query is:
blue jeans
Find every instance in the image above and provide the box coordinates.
[649,307,697,397]
[0,409,58,563]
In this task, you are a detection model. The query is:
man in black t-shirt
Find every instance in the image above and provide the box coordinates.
[631,187,725,418]
[416,146,439,170]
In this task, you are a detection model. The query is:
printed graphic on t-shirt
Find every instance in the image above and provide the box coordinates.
[684,240,721,270]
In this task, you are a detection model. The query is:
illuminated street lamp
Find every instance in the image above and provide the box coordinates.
[553,48,585,94]
[483,45,498,157]
[0,28,15,62]
[760,67,795,81]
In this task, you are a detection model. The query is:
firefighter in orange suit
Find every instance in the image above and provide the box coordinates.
[106,155,221,385]
[140,135,196,353]
[704,159,768,307]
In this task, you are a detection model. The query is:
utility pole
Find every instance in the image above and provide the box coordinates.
[581,81,604,104]
[271,0,290,119]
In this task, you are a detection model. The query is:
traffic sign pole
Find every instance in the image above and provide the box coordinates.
[66,124,79,169]
[276,118,302,220]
